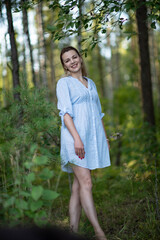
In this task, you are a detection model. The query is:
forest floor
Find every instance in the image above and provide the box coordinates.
[51,166,160,240]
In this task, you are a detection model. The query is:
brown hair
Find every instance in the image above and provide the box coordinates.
[60,46,87,76]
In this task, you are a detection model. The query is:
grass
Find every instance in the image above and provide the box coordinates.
[51,165,160,240]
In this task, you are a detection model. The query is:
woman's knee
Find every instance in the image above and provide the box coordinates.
[72,166,92,191]
[81,176,92,191]
[72,178,80,193]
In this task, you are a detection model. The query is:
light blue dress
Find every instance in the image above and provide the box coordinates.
[56,76,111,173]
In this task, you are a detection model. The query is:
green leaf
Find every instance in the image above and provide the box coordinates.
[24,161,34,169]
[15,199,28,210]
[30,200,43,212]
[15,178,21,185]
[30,144,38,154]
[34,210,48,226]
[33,156,48,165]
[25,210,34,218]
[25,172,35,183]
[19,191,30,197]
[8,208,22,219]
[4,196,15,208]
[47,25,57,33]
[31,186,43,201]
[39,168,54,180]
[151,21,156,29]
[42,189,59,201]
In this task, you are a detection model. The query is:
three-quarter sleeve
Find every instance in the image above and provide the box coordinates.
[56,79,73,126]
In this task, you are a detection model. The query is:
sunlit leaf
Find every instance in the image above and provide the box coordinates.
[31,186,43,201]
[42,189,59,201]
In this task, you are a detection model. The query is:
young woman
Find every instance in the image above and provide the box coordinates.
[56,46,111,240]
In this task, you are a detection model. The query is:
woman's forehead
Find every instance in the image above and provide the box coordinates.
[62,50,78,59]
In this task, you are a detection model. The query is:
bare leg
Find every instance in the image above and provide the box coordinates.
[69,174,82,232]
[72,165,107,240]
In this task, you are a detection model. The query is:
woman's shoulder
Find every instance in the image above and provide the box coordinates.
[56,76,71,87]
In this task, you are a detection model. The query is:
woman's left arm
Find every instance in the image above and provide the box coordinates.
[101,119,110,149]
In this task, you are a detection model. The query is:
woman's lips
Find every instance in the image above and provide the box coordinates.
[71,63,78,68]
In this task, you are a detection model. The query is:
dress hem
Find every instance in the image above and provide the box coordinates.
[62,161,111,173]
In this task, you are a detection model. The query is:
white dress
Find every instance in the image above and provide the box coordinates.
[56,76,111,173]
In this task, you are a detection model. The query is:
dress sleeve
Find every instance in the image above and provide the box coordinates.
[97,94,105,119]
[56,79,73,126]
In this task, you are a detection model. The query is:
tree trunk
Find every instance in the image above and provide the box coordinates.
[136,0,160,221]
[22,0,37,87]
[5,0,20,101]
[50,40,56,101]
[36,1,48,88]
[78,0,82,52]
[22,38,27,83]
[97,44,106,97]
[136,0,155,126]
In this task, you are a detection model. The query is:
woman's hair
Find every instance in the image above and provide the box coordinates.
[60,46,87,76]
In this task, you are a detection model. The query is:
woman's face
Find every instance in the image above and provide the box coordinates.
[62,50,82,74]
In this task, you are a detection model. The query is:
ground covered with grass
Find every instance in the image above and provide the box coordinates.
[51,165,160,240]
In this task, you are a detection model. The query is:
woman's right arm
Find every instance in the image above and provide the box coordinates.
[64,113,85,159]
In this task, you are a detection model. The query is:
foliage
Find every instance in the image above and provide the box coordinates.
[47,0,160,50]
[0,85,61,226]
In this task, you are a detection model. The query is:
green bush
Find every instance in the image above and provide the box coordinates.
[0,86,60,226]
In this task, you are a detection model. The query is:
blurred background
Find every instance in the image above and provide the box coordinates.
[0,1,159,239]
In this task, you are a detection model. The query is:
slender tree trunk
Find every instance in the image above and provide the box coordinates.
[106,30,114,116]
[155,33,160,110]
[136,0,155,126]
[97,44,106,97]
[22,0,37,87]
[149,29,157,91]
[50,40,56,101]
[36,1,48,88]
[5,0,20,101]
[78,0,82,52]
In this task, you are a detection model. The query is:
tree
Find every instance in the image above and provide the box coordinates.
[21,0,37,87]
[36,1,48,88]
[136,0,155,126]
[5,0,20,101]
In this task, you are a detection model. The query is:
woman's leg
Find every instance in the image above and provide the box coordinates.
[69,174,82,232]
[72,165,107,240]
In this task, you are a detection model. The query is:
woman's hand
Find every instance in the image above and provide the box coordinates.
[63,114,85,159]
[74,137,85,159]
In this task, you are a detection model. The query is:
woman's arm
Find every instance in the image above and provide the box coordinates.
[64,113,85,159]
[101,119,110,149]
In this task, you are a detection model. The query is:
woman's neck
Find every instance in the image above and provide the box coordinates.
[70,71,84,82]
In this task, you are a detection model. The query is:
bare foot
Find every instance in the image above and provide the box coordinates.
[95,235,107,240]
[95,230,107,240]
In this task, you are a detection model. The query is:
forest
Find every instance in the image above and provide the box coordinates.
[0,0,160,239]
